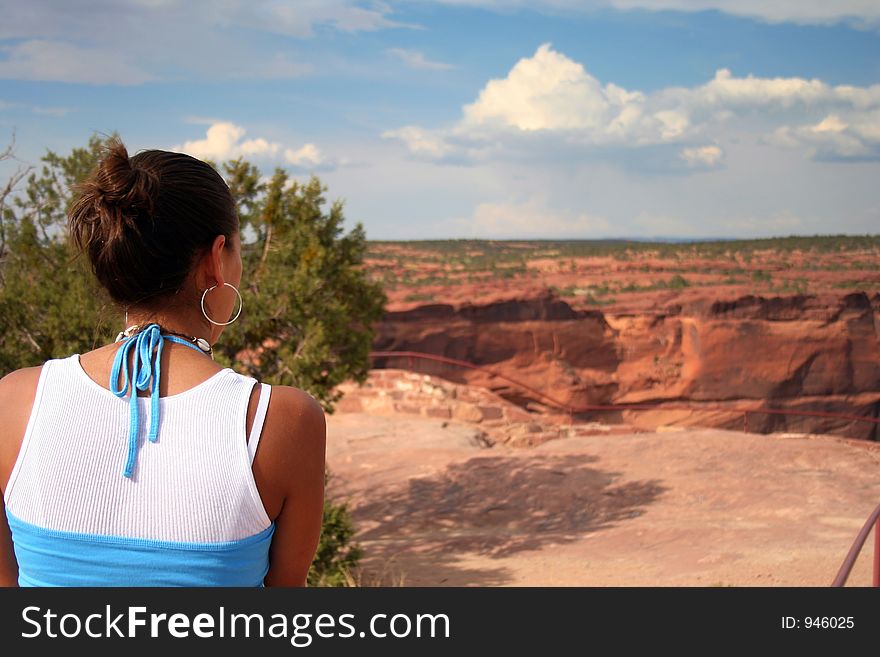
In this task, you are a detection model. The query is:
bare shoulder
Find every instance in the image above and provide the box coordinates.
[260,385,326,461]
[0,366,43,418]
[270,385,325,418]
[0,365,44,491]
[269,386,326,436]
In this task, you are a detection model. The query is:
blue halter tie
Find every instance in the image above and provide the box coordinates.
[110,323,207,478]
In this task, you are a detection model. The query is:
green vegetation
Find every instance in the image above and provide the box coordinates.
[668,274,690,289]
[403,292,436,302]
[772,277,809,295]
[832,279,873,290]
[0,134,383,586]
[551,275,693,297]
[366,237,879,294]
[308,473,363,587]
[849,261,873,270]
[368,235,880,263]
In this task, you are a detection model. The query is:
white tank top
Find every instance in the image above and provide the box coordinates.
[4,354,273,543]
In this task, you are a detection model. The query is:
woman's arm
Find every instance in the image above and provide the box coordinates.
[0,368,32,587]
[260,387,327,587]
[0,495,18,586]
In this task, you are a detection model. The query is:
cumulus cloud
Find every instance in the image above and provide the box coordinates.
[459,44,660,138]
[680,144,723,168]
[173,122,334,169]
[660,68,880,113]
[384,43,880,168]
[174,123,280,161]
[387,48,454,70]
[381,126,456,159]
[447,197,612,238]
[770,111,880,161]
[285,143,324,167]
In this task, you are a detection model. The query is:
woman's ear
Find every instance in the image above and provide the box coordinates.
[196,236,227,290]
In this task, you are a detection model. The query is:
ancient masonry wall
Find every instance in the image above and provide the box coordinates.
[332,368,646,447]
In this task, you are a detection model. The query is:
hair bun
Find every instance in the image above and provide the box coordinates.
[70,138,159,249]
[92,139,158,217]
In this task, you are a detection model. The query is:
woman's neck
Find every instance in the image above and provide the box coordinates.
[121,310,217,346]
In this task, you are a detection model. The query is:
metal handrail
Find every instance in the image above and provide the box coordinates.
[831,503,880,587]
[369,350,880,436]
[369,349,880,587]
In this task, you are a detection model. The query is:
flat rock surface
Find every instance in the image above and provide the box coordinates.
[326,411,880,586]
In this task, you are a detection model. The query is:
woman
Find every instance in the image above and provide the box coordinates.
[0,139,326,586]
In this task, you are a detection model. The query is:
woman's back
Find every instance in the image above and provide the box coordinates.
[0,342,327,587]
[1,139,326,587]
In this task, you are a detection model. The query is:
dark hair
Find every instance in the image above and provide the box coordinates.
[68,138,238,310]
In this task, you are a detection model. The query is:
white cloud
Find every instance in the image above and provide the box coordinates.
[285,143,324,167]
[268,1,419,36]
[610,1,880,27]
[385,43,880,168]
[427,1,880,27]
[0,1,415,84]
[381,125,455,159]
[680,144,723,167]
[173,122,333,169]
[661,68,878,111]
[448,197,612,238]
[0,40,154,85]
[0,1,415,41]
[770,111,880,160]
[387,48,454,70]
[173,122,279,161]
[461,43,624,132]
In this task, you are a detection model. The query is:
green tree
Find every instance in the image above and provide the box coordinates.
[216,160,387,409]
[0,134,386,585]
[668,274,690,289]
[0,134,109,372]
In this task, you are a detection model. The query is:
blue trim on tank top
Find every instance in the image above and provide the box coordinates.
[6,510,275,587]
[6,509,274,550]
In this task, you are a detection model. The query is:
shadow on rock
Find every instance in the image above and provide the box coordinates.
[351,453,667,584]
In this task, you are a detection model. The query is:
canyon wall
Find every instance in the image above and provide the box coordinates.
[372,290,880,440]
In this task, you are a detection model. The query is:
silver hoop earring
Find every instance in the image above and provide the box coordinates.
[201,283,243,326]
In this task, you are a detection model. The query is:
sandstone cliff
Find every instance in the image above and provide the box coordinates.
[372,290,880,440]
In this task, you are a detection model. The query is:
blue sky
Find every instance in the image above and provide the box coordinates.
[1,1,879,240]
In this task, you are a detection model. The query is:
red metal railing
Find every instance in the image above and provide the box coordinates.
[831,503,880,587]
[369,350,880,436]
[369,349,880,587]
